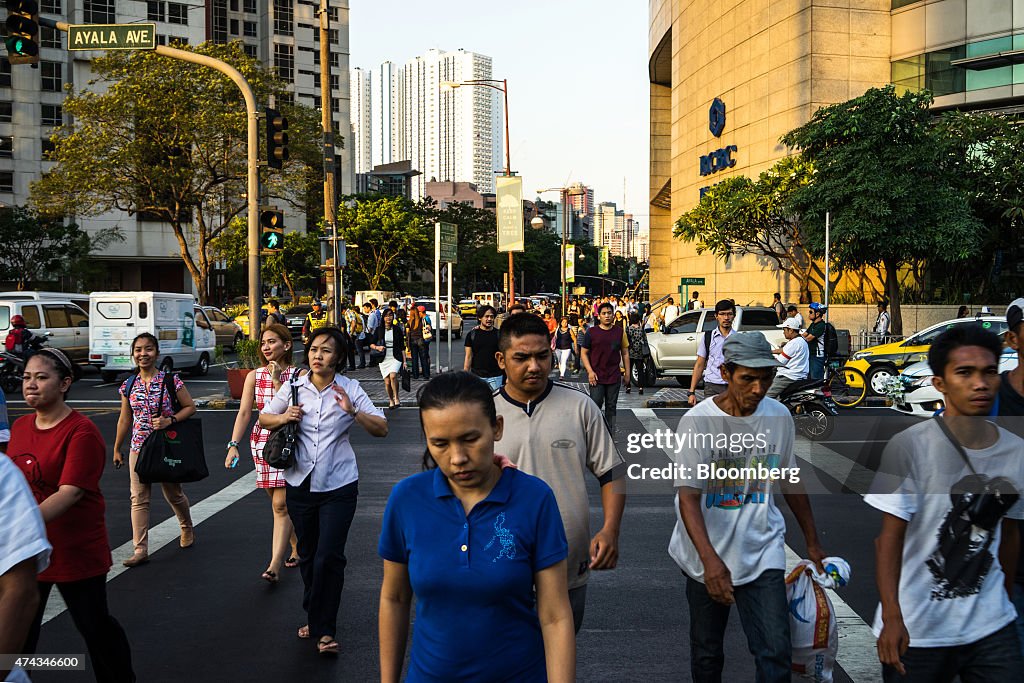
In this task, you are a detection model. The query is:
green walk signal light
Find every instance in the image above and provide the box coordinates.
[4,0,40,65]
[259,209,283,251]
[265,107,289,170]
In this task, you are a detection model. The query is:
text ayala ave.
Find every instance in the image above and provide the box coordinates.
[68,24,156,51]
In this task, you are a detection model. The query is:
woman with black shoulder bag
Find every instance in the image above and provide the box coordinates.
[259,327,388,656]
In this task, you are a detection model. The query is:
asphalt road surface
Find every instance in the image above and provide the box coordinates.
[9,319,924,682]
[11,397,924,683]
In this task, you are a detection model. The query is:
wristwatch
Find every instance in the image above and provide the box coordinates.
[349,406,359,418]
[227,440,239,450]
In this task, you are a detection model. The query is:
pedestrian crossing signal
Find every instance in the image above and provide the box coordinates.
[4,0,40,66]
[259,209,283,251]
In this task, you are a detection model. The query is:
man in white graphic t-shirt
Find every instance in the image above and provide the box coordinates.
[868,324,1024,681]
[668,332,826,682]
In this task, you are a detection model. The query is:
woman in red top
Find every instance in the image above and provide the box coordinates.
[9,349,135,683]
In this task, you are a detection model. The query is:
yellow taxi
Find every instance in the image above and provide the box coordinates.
[233,304,271,336]
[845,316,1008,395]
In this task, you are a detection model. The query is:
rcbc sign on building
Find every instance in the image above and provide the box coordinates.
[698,98,737,196]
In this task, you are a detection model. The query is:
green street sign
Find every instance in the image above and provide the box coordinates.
[680,277,705,286]
[68,23,156,51]
[436,221,458,264]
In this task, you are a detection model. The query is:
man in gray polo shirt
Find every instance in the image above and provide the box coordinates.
[688,299,736,406]
[494,313,626,633]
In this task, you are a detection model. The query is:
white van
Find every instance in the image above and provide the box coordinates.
[472,291,504,312]
[89,292,216,382]
[0,296,90,363]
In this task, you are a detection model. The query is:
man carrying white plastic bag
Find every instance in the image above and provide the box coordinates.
[786,556,851,682]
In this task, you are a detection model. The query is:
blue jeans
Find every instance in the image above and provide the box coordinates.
[286,478,359,640]
[882,622,1022,682]
[685,569,790,683]
[809,355,825,380]
[588,381,621,435]
[411,340,430,378]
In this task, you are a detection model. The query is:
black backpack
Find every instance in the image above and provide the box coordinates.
[823,323,839,358]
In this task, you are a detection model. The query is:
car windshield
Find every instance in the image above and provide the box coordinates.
[906,319,1005,346]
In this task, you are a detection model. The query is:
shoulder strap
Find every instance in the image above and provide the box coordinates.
[932,415,977,475]
[162,372,182,413]
[703,329,713,356]
[289,377,299,407]
[125,372,139,396]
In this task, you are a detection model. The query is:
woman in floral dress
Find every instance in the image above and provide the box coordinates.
[225,323,299,583]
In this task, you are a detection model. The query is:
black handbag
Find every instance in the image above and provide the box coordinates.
[264,380,300,469]
[135,373,209,484]
[401,361,411,392]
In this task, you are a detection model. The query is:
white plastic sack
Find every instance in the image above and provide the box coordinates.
[785,556,850,682]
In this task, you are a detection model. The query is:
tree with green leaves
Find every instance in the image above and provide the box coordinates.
[0,206,123,290]
[30,42,323,303]
[210,217,320,303]
[781,86,982,334]
[336,195,431,290]
[675,155,832,302]
[936,111,1024,301]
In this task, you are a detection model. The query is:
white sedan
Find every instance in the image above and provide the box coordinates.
[889,350,1018,417]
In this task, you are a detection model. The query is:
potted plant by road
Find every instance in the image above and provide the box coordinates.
[227,338,260,400]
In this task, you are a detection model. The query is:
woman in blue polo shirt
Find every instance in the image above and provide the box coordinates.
[378,372,575,682]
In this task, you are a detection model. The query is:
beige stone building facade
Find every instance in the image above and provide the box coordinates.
[649,0,893,306]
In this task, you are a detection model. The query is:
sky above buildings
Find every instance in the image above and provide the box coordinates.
[349,0,650,223]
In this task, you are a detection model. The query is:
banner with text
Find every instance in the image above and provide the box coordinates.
[598,247,609,275]
[496,176,524,252]
[565,245,576,283]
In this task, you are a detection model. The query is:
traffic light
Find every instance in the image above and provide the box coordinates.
[265,107,289,170]
[259,209,283,251]
[4,0,40,66]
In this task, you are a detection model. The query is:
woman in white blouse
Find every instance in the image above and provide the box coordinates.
[259,327,388,656]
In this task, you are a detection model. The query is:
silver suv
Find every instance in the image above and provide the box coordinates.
[644,306,786,386]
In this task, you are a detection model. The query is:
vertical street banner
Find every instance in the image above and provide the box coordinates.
[496,176,524,252]
[565,245,576,283]
[598,247,609,275]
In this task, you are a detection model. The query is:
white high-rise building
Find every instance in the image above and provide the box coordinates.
[0,0,352,294]
[368,48,502,199]
[372,60,406,166]
[350,66,372,174]
[593,202,625,250]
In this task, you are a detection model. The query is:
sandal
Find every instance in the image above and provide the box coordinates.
[297,625,310,639]
[317,636,339,656]
[261,569,279,584]
[285,556,299,569]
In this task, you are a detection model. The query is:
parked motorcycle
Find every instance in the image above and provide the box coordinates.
[0,334,51,394]
[778,378,838,441]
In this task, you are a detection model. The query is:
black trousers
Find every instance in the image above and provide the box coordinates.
[23,574,135,683]
[286,478,359,640]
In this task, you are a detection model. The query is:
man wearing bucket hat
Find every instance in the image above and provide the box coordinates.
[669,332,826,682]
[768,316,809,399]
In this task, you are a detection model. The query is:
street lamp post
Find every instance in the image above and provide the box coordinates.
[537,183,586,318]
[441,78,514,308]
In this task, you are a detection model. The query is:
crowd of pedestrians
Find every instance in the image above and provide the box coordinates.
[6,291,1024,683]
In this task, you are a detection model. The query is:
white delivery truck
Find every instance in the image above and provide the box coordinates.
[89,292,216,382]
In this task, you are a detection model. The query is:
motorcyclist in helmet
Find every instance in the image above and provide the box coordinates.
[4,315,36,361]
